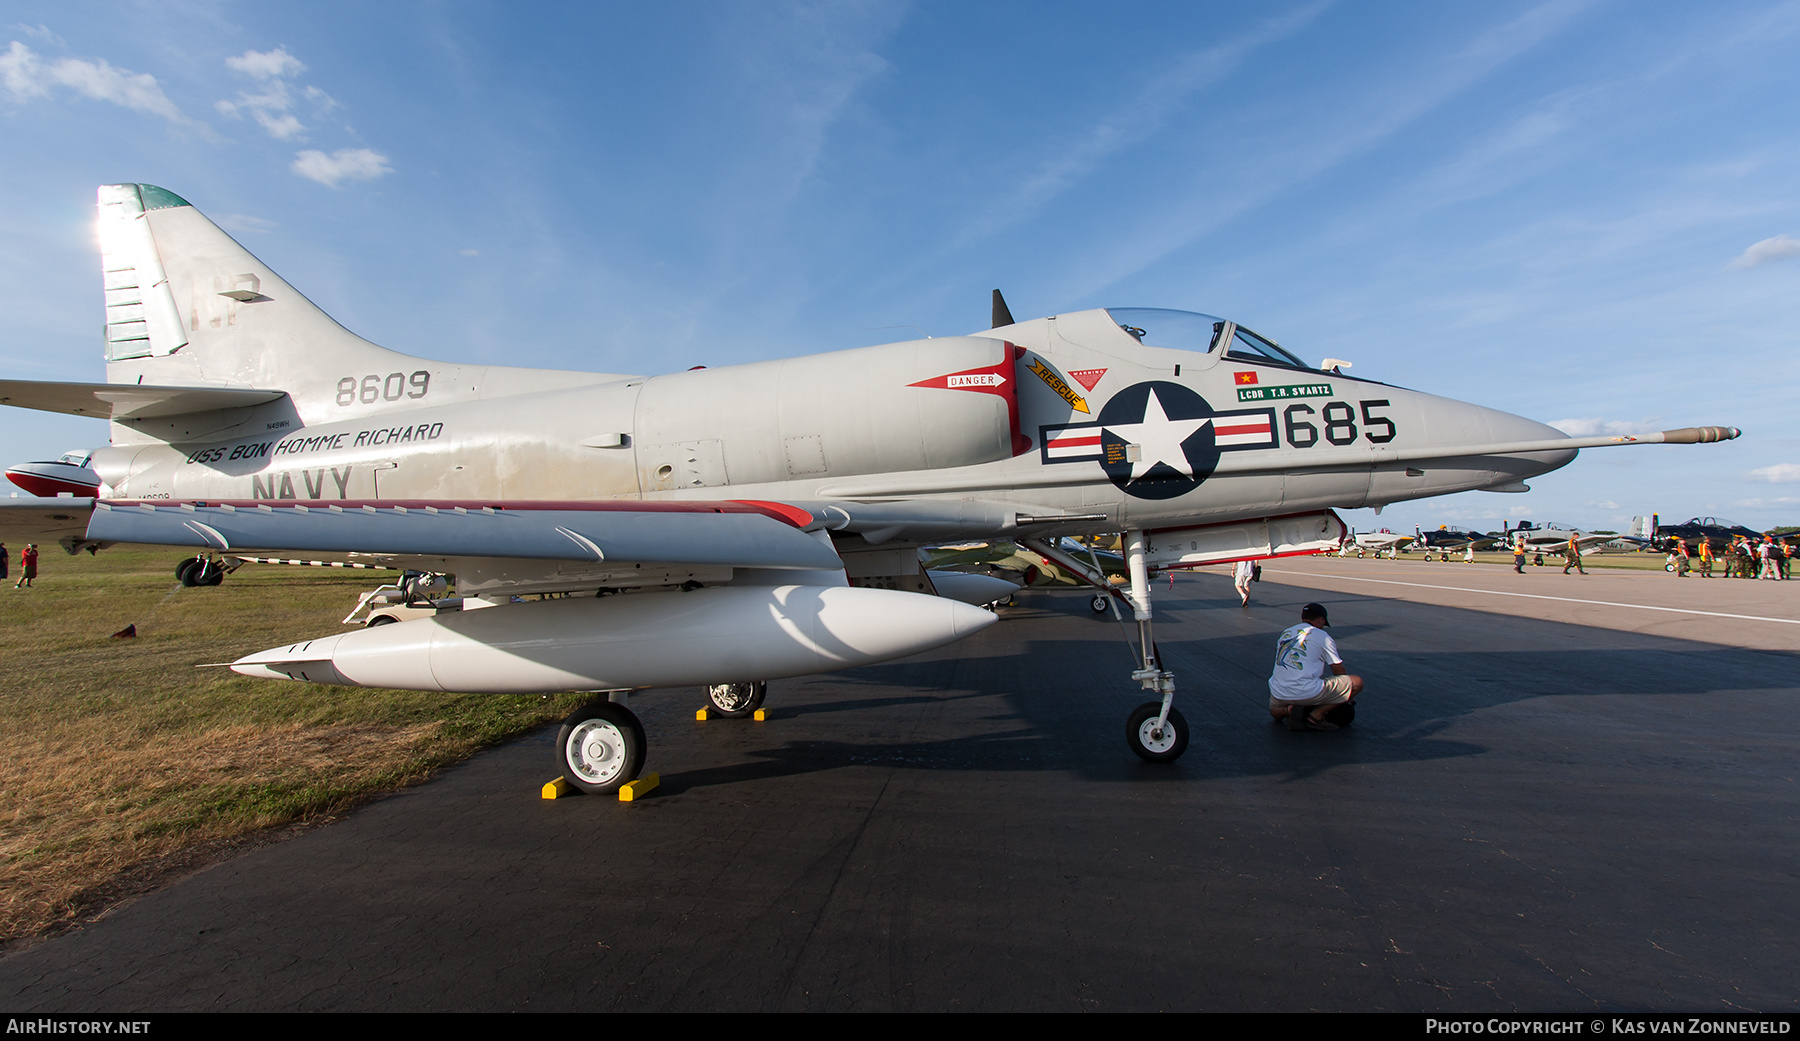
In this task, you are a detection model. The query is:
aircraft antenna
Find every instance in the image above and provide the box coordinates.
[992,290,1016,329]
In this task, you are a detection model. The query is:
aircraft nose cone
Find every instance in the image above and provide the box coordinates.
[1486,407,1568,445]
[1484,406,1576,479]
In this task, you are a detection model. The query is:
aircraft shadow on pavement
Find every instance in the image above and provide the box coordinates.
[641,584,1800,794]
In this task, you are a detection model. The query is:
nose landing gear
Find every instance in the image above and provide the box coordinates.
[1119,529,1188,763]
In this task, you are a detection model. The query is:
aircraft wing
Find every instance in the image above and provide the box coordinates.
[80,499,842,572]
[0,498,99,547]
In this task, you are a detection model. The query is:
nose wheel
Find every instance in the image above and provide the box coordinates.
[557,701,646,795]
[1127,701,1189,761]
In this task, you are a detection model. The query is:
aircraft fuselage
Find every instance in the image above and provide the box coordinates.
[92,306,1574,542]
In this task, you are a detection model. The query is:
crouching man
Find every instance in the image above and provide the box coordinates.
[1269,602,1363,731]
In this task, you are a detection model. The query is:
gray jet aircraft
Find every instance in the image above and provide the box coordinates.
[0,185,1742,791]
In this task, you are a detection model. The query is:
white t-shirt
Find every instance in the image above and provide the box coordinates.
[1268,622,1342,701]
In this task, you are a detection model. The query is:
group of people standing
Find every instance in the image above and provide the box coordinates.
[1,542,39,589]
[1670,535,1792,579]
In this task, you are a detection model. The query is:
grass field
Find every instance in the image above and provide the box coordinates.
[0,545,587,945]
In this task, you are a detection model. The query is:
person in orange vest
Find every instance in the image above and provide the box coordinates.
[1676,538,1691,577]
[1512,537,1528,574]
[1562,534,1586,575]
[1698,538,1713,578]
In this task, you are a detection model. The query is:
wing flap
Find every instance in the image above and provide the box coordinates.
[84,499,843,570]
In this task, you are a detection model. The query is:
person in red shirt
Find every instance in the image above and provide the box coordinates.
[15,543,38,589]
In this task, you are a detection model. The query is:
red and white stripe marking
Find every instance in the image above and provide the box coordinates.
[1212,413,1274,449]
[1044,431,1104,460]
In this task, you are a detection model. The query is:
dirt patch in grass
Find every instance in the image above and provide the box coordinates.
[0,545,585,945]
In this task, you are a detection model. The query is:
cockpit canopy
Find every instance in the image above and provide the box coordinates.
[1106,308,1314,371]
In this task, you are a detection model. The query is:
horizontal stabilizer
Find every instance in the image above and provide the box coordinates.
[83,499,844,570]
[0,379,285,419]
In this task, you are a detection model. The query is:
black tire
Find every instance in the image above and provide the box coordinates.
[1126,702,1189,762]
[192,559,224,586]
[706,681,767,719]
[1324,701,1356,728]
[1090,595,1109,613]
[174,556,201,580]
[557,702,646,795]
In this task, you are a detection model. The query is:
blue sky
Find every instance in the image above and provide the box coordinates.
[2,1,1797,534]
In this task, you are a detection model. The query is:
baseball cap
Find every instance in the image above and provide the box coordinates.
[1301,602,1330,626]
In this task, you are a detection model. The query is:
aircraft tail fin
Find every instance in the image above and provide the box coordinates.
[96,184,419,410]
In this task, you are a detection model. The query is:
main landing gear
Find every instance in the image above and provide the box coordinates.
[174,555,225,587]
[706,681,767,718]
[556,681,770,794]
[1120,529,1188,763]
[557,698,646,795]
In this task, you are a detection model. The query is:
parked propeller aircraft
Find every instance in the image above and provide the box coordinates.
[926,538,1129,613]
[5,449,100,498]
[0,184,1743,791]
[1504,520,1629,556]
[1647,514,1762,553]
[1343,529,1414,556]
[1413,525,1496,559]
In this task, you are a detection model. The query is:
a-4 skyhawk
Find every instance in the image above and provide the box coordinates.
[0,184,1742,792]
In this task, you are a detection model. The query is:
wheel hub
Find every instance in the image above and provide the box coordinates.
[567,720,625,785]
[1137,717,1177,754]
[711,684,752,712]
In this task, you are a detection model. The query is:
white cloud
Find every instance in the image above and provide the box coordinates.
[1548,418,1659,437]
[301,84,337,112]
[292,148,391,187]
[459,249,480,257]
[0,41,190,125]
[254,110,304,139]
[1729,234,1800,269]
[1748,463,1800,483]
[13,24,62,47]
[216,68,310,139]
[226,47,305,81]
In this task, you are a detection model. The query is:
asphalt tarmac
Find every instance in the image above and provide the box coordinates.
[2,561,1795,1012]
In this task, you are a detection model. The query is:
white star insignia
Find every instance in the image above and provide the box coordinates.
[1103,388,1211,480]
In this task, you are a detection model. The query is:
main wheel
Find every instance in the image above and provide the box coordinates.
[1126,702,1189,762]
[1090,594,1109,613]
[557,702,646,795]
[174,556,201,581]
[191,559,224,586]
[706,681,767,718]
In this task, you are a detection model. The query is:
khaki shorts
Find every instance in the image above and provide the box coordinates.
[1270,673,1354,712]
